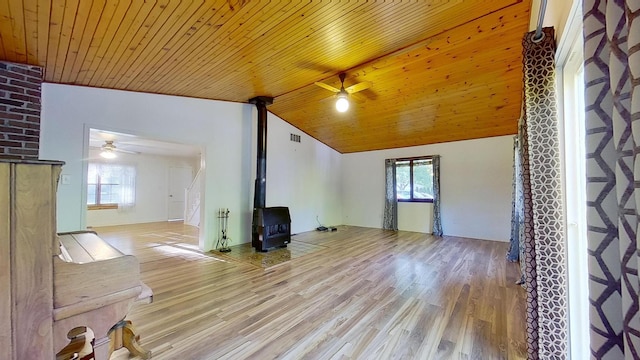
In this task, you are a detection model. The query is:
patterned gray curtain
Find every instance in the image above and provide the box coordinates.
[432,155,442,236]
[507,136,523,262]
[521,27,567,359]
[584,0,640,358]
[383,159,397,230]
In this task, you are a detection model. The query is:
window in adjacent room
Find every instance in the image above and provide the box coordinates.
[87,163,136,210]
[395,157,434,202]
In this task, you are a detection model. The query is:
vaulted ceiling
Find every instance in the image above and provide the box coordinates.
[0,0,531,153]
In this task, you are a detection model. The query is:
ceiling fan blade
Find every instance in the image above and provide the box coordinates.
[314,82,340,93]
[350,92,366,104]
[345,81,371,94]
[319,94,337,103]
[115,148,140,155]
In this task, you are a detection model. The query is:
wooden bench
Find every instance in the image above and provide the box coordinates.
[54,231,152,360]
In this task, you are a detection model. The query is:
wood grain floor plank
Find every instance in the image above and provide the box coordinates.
[95,222,526,360]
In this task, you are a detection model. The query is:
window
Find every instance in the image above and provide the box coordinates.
[395,157,434,202]
[87,163,136,210]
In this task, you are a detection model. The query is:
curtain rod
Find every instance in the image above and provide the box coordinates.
[534,0,548,41]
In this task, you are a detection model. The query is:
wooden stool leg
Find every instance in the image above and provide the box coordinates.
[122,320,151,359]
[108,320,151,359]
[108,325,123,355]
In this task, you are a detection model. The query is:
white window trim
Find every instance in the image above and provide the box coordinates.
[556,1,589,359]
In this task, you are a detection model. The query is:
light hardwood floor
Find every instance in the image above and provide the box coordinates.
[94,222,526,360]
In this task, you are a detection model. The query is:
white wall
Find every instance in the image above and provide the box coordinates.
[85,150,198,227]
[341,135,514,241]
[398,202,432,233]
[41,84,509,245]
[40,84,342,250]
[261,112,343,233]
[40,84,250,251]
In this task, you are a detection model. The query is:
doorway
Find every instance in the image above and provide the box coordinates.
[86,128,201,228]
[168,166,194,220]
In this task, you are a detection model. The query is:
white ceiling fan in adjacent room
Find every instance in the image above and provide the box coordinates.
[89,128,201,158]
[94,140,140,159]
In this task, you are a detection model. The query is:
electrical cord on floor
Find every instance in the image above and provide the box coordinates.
[316,216,337,232]
[316,215,328,231]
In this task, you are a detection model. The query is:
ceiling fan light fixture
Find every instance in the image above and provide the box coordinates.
[336,95,349,112]
[100,149,117,159]
[100,140,117,158]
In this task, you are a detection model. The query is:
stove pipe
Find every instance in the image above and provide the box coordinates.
[248,96,273,209]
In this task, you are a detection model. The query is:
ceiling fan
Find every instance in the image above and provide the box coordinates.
[95,140,139,159]
[314,73,371,112]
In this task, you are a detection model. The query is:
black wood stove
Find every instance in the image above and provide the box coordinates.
[252,207,291,251]
[249,96,291,252]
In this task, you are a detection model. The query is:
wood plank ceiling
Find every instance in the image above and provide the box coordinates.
[0,0,531,153]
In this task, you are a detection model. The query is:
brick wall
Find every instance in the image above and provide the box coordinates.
[0,61,43,160]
